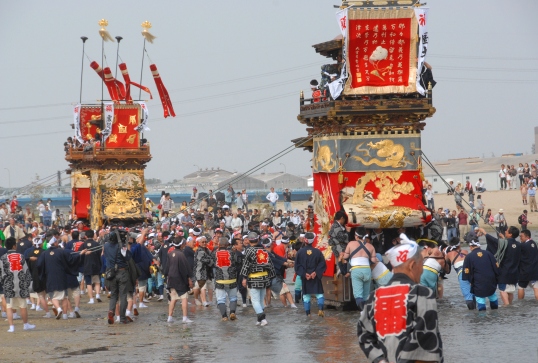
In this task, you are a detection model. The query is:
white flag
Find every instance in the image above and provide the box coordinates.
[73,104,83,143]
[336,8,348,37]
[414,8,429,95]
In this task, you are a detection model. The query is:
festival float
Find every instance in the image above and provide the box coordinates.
[66,20,174,229]
[294,0,435,308]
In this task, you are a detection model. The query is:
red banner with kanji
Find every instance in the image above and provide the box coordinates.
[79,106,101,142]
[344,8,418,95]
[105,105,140,149]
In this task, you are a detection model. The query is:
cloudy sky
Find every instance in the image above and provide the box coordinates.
[1,0,537,188]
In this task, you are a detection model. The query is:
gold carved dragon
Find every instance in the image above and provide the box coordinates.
[353,139,411,168]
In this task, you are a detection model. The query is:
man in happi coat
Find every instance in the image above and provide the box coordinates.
[357,233,443,363]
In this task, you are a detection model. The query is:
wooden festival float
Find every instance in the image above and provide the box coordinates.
[294,0,435,308]
[66,20,175,229]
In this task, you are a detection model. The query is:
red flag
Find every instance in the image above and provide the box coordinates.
[118,63,153,103]
[150,64,175,118]
[90,61,126,102]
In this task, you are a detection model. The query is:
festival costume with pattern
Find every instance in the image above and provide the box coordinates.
[328,221,348,273]
[0,251,31,300]
[213,247,238,319]
[294,244,327,316]
[240,244,276,323]
[357,273,444,363]
[462,248,499,311]
[193,247,214,287]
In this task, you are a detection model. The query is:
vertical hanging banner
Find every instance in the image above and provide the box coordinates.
[73,104,83,143]
[101,103,114,142]
[344,8,418,95]
[414,8,429,95]
[135,102,150,132]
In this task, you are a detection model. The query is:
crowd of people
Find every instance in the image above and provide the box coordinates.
[0,185,326,333]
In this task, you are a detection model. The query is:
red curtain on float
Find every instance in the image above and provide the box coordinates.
[313,170,429,276]
[72,188,91,219]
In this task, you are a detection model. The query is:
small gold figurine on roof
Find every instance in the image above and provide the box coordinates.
[141,20,156,43]
[99,19,114,42]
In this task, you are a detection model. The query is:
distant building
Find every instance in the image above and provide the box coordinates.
[423,154,538,193]
[251,172,309,191]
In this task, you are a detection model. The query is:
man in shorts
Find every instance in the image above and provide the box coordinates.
[38,230,89,319]
[165,242,193,323]
[263,236,296,308]
[0,237,35,332]
[81,230,102,304]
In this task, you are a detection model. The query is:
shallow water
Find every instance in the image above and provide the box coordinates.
[2,257,537,362]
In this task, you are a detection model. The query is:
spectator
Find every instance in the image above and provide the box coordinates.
[476,194,485,217]
[283,188,292,212]
[266,187,279,210]
[235,192,244,210]
[521,182,528,205]
[424,184,434,210]
[518,163,525,188]
[42,206,52,230]
[499,164,507,190]
[224,187,233,208]
[519,210,530,230]
[493,209,507,234]
[475,178,486,193]
[458,209,468,241]
[528,183,537,212]
[241,189,249,211]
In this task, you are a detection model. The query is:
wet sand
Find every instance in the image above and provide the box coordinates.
[2,264,538,362]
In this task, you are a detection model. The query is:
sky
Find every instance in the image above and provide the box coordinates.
[0,0,537,188]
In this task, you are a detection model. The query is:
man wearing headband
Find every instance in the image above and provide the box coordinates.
[23,234,51,316]
[262,236,296,309]
[342,228,376,310]
[213,237,239,321]
[294,232,326,317]
[417,238,449,299]
[328,211,350,276]
[462,233,500,311]
[358,234,444,363]
[482,226,521,306]
[193,236,214,307]
[444,237,473,309]
[164,237,193,324]
[240,231,276,326]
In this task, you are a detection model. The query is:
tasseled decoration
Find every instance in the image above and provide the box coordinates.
[90,61,126,102]
[150,64,175,118]
[98,19,115,42]
[119,63,153,103]
[141,20,156,44]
